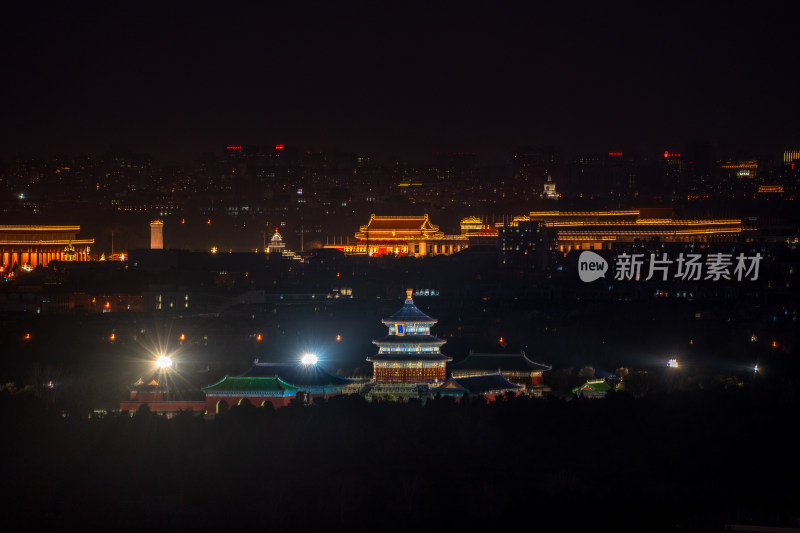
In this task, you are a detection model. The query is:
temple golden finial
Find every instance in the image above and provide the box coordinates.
[406,288,413,302]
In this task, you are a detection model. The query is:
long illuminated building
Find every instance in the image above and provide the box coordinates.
[0,225,93,269]
[368,289,451,383]
[523,209,744,252]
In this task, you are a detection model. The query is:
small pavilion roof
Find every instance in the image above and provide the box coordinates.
[572,379,611,395]
[451,351,552,373]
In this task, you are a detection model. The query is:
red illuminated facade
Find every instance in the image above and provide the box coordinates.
[324,214,468,257]
[0,225,93,271]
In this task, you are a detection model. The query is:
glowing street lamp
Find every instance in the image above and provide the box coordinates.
[301,353,318,365]
[156,355,173,369]
[753,364,759,374]
[667,358,679,368]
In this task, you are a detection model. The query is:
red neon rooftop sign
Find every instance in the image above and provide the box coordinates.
[275,144,284,150]
[226,145,242,150]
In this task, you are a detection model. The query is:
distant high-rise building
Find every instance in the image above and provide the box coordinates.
[150,220,163,250]
[784,150,800,165]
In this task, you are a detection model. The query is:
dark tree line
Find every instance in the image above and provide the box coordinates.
[2,383,799,532]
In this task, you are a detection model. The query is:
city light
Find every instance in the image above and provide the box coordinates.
[667,358,679,368]
[301,353,318,365]
[156,355,173,369]
[753,364,759,374]
[336,334,342,342]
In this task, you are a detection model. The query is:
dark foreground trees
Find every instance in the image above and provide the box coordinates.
[2,388,798,532]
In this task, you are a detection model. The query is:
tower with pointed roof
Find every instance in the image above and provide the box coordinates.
[367,289,451,383]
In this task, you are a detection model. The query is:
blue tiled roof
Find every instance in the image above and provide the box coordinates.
[450,352,551,372]
[436,373,522,395]
[383,300,435,323]
[240,362,351,387]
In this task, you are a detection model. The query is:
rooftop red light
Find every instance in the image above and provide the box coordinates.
[226,145,242,150]
[275,144,284,150]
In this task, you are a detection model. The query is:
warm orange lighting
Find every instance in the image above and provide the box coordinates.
[772,341,778,348]
[206,219,211,225]
[179,333,185,341]
[336,334,342,342]
[256,334,262,341]
[104,301,110,309]
[275,144,284,150]
[23,333,31,340]
[690,339,693,344]
[110,333,115,341]
[181,218,185,224]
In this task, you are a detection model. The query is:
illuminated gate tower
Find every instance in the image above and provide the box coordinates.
[368,289,451,383]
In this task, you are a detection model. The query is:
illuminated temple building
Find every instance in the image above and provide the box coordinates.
[368,289,451,384]
[518,209,745,252]
[202,361,351,413]
[325,214,468,257]
[450,351,552,395]
[0,225,93,270]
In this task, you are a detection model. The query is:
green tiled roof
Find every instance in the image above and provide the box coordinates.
[203,376,299,394]
[572,380,611,394]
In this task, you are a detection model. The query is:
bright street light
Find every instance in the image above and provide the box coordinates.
[301,353,318,365]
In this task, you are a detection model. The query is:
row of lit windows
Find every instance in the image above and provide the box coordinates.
[375,361,445,369]
[379,345,440,353]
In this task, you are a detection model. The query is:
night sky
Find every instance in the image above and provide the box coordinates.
[2,2,797,163]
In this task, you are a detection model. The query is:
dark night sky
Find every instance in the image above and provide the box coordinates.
[1,2,797,163]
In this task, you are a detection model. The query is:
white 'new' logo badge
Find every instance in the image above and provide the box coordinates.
[578,251,608,282]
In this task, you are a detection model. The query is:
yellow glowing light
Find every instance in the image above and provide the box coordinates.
[256,334,262,341]
[179,334,185,341]
[156,355,173,369]
[336,334,341,342]
[109,333,115,341]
